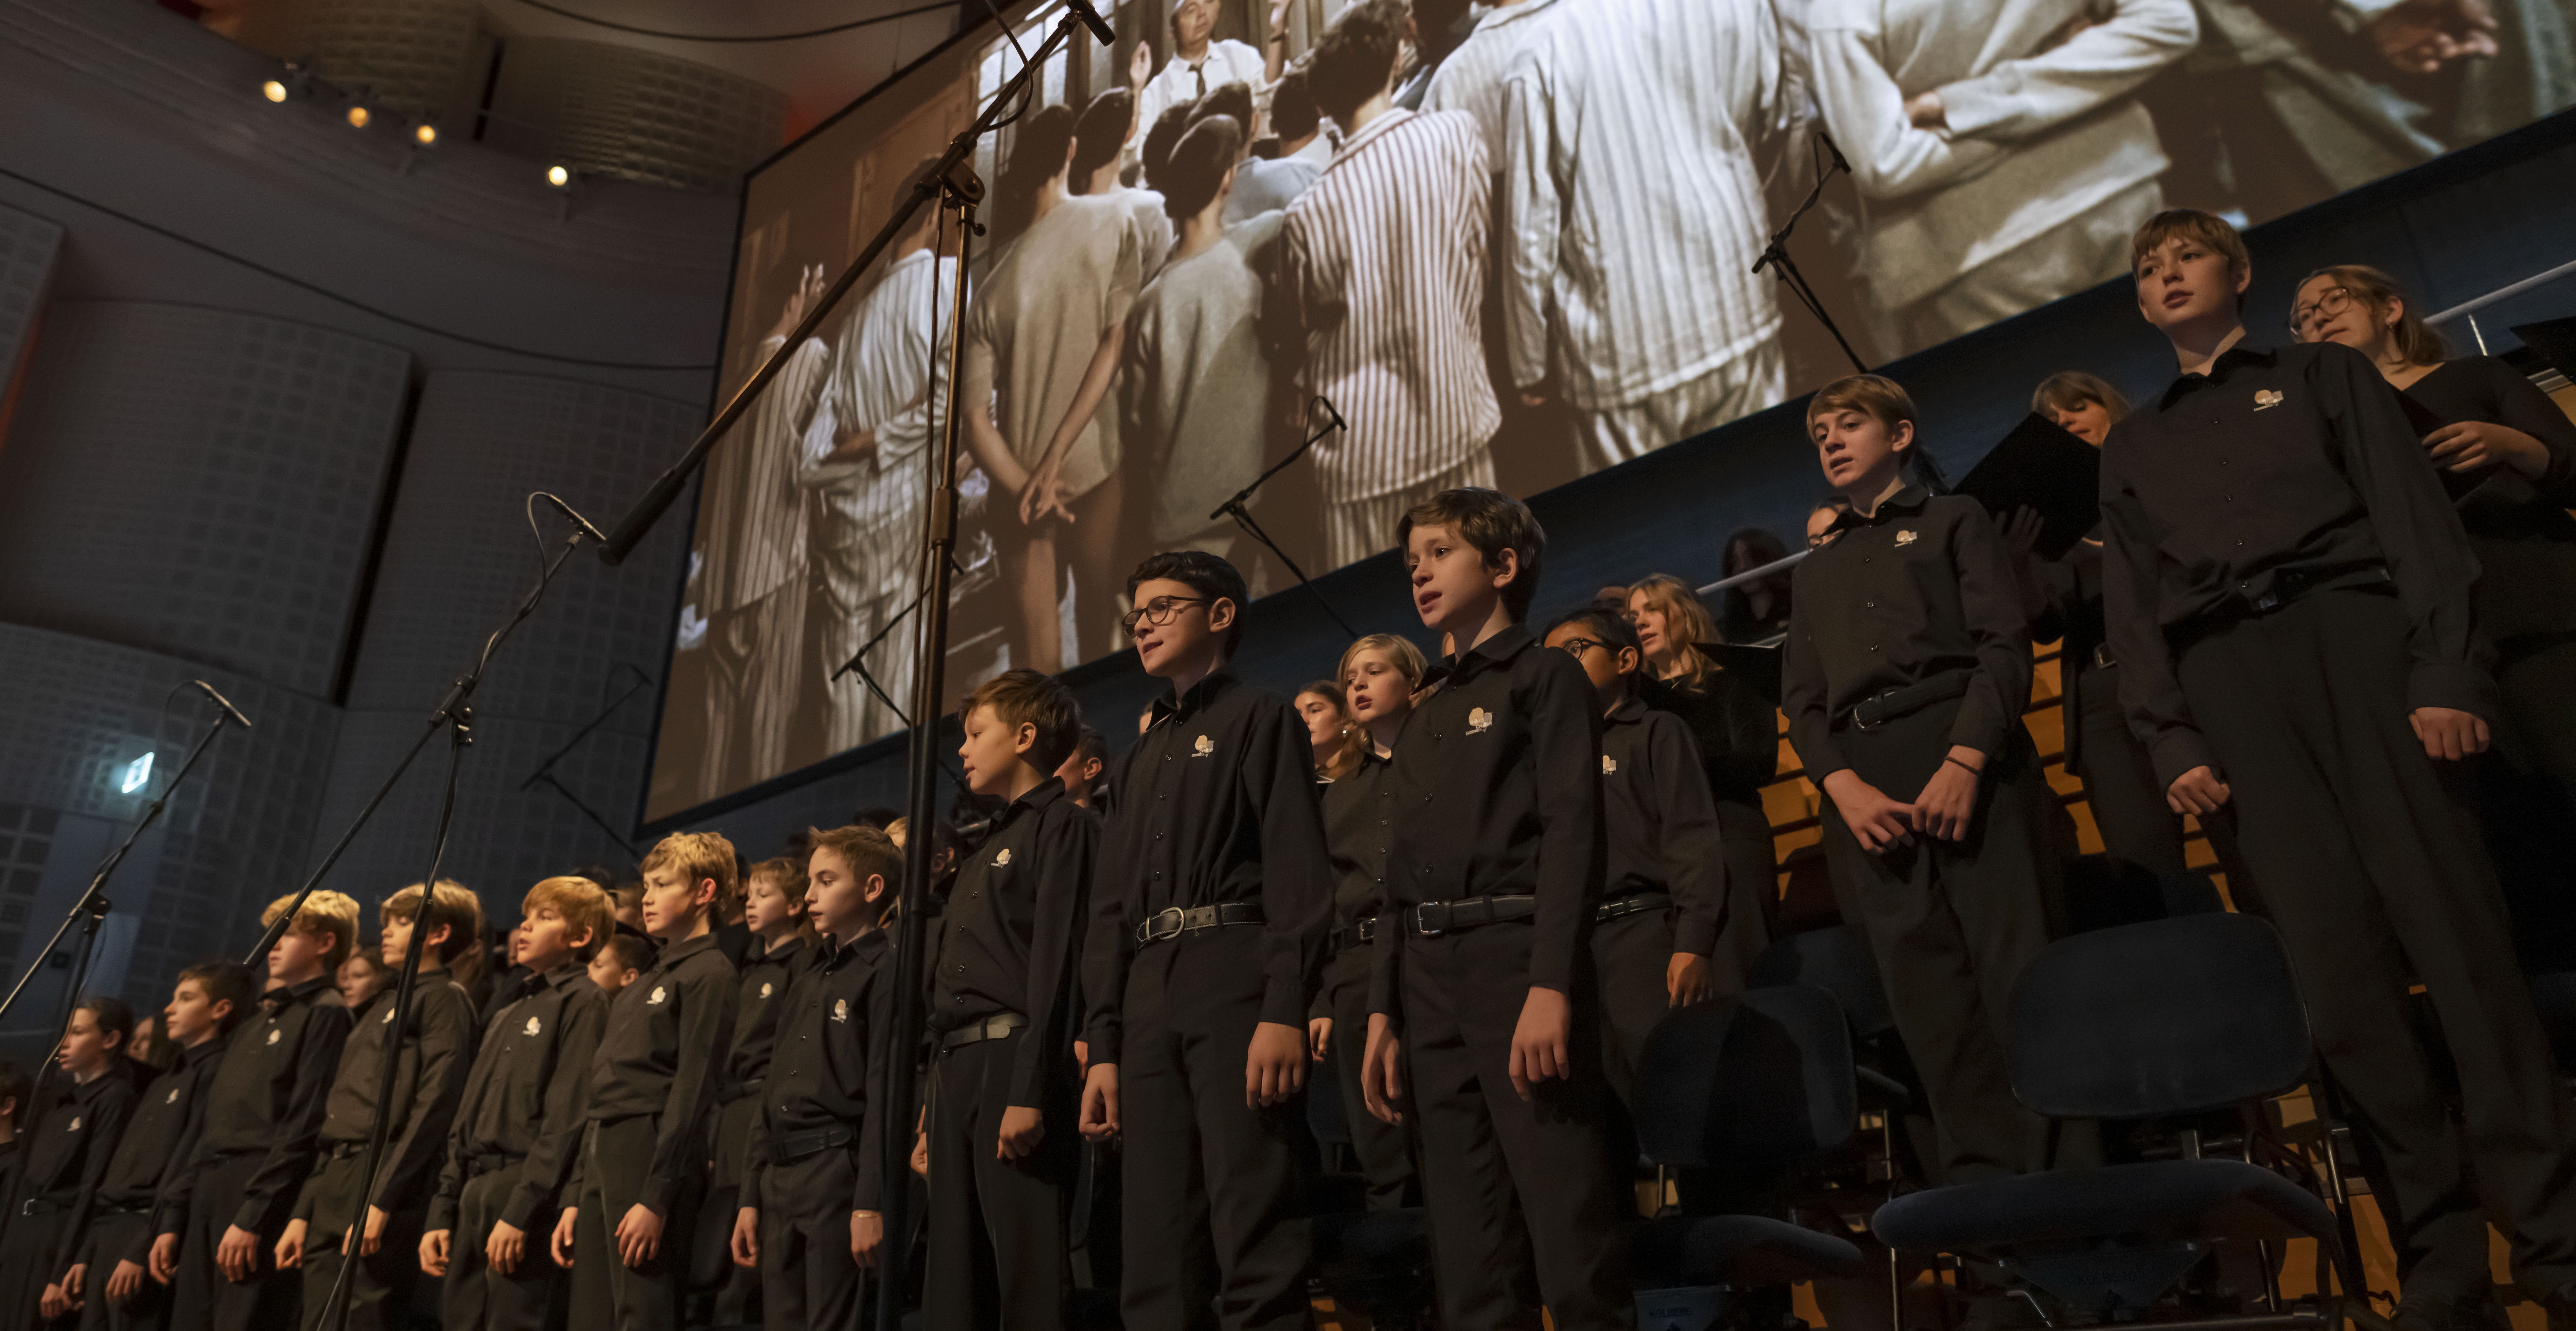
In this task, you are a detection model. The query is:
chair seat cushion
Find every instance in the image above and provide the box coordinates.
[1871,1159,2338,1254]
[1629,1214,1868,1287]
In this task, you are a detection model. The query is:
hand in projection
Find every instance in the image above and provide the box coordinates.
[2368,0,2499,73]
[766,263,831,343]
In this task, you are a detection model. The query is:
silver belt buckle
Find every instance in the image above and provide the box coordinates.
[1141,907,1183,941]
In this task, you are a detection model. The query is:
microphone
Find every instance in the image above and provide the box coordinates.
[1063,0,1115,45]
[194,681,254,730]
[1817,130,1852,176]
[541,493,609,545]
[1318,394,1346,434]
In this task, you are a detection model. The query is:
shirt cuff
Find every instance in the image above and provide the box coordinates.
[2407,661,2496,720]
[425,1198,458,1234]
[1672,916,1720,957]
[2147,728,2220,793]
[1931,75,2015,138]
[1259,979,1307,1032]
[642,1173,682,1215]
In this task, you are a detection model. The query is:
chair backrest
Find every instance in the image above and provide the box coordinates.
[1635,985,1857,1169]
[1752,926,1895,1039]
[2007,912,2312,1120]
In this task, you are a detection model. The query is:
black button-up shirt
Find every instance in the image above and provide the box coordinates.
[1637,670,1779,844]
[580,931,737,1212]
[750,930,896,1214]
[300,976,478,1223]
[725,936,808,1095]
[428,963,607,1235]
[1084,669,1334,1065]
[2397,354,2576,647]
[11,1067,138,1272]
[933,779,1097,1107]
[2101,340,2492,785]
[1377,624,1605,1016]
[91,1032,226,1264]
[1602,698,1730,955]
[1321,750,1397,930]
[167,974,350,1236]
[1784,485,2033,782]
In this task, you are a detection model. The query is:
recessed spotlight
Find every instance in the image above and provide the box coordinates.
[413,123,437,146]
[546,164,571,187]
[262,79,288,103]
[118,752,153,795]
[347,105,371,129]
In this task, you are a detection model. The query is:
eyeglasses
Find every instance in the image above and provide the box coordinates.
[2289,286,2353,338]
[1555,637,1607,659]
[1119,596,1210,636]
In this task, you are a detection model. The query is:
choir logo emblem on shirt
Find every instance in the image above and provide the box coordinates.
[648,986,668,1005]
[167,1087,180,1104]
[267,1028,282,1046]
[1895,530,1918,547]
[67,1117,79,1132]
[1193,734,1216,757]
[833,998,849,1023]
[1602,755,1618,776]
[525,1016,543,1036]
[762,982,776,999]
[995,849,1013,867]
[2255,389,2284,410]
[384,1005,396,1023]
[1468,708,1494,734]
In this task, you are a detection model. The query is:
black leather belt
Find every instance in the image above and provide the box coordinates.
[1406,895,1537,936]
[1845,669,1974,730]
[325,1140,369,1161]
[98,1200,154,1218]
[2090,642,2117,671]
[463,1153,524,1180]
[721,1077,767,1104]
[940,1013,1025,1051]
[1595,892,1671,923]
[770,1125,855,1165]
[2244,561,2388,616]
[1135,903,1264,944]
[19,1197,66,1217]
[1330,915,1382,953]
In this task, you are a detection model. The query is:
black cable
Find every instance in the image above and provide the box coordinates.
[504,0,960,43]
[0,164,718,372]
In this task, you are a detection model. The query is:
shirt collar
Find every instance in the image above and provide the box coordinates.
[1831,484,1931,531]
[1428,622,1535,688]
[183,1030,230,1067]
[1335,108,1418,163]
[753,934,807,967]
[1605,696,1648,728]
[653,932,717,971]
[2157,341,2280,407]
[1151,668,1238,726]
[542,960,585,988]
[821,929,888,971]
[263,973,335,1009]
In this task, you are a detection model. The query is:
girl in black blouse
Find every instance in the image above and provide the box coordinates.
[1294,680,1353,776]
[1623,574,1779,990]
[2293,264,2576,969]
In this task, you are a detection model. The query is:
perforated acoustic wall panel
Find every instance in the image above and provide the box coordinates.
[303,0,486,121]
[320,370,697,897]
[0,303,410,697]
[487,38,785,194]
[0,200,58,397]
[0,626,340,1011]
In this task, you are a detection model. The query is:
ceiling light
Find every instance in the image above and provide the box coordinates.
[262,80,288,103]
[346,105,371,129]
[546,164,571,187]
[413,123,437,146]
[118,752,153,796]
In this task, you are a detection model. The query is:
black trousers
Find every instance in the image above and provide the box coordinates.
[756,1152,865,1331]
[1324,940,1416,1211]
[1402,920,1631,1331]
[2175,589,2576,1300]
[439,1166,559,1331]
[705,1090,762,1321]
[1117,928,1315,1331]
[170,1153,294,1331]
[569,1116,698,1331]
[1819,701,2060,1185]
[0,1207,70,1331]
[2481,640,2576,973]
[2069,659,2192,878]
[74,1214,166,1331]
[923,1027,1074,1331]
[1710,826,1777,997]
[1590,907,1675,1112]
[297,1151,424,1331]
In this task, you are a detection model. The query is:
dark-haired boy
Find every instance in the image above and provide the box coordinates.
[59,963,250,1331]
[9,999,140,1330]
[282,882,483,1331]
[157,891,359,1331]
[708,860,810,1324]
[916,669,1100,1329]
[1538,607,1730,1109]
[1786,375,2061,1186]
[731,825,900,1331]
[550,833,739,1331]
[1080,551,1333,1331]
[1356,487,1630,1329]
[421,877,614,1331]
[2103,208,2576,1326]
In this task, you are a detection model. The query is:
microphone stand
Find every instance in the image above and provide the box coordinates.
[1208,397,1360,640]
[0,694,241,1032]
[1753,134,1868,375]
[517,663,651,859]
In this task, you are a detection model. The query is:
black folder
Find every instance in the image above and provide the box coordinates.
[1955,413,2102,560]
[2512,318,2576,381]
[1700,640,1783,708]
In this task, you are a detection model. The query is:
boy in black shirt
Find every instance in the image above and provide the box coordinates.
[1357,488,1632,1330]
[8,999,140,1331]
[550,833,738,1331]
[281,880,482,1331]
[709,859,809,1325]
[2103,209,2576,1330]
[732,825,899,1331]
[1784,376,2061,1186]
[919,668,1098,1330]
[1079,553,1333,1331]
[60,962,250,1331]
[156,891,358,1331]
[421,876,614,1331]
[1538,607,1730,1107]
